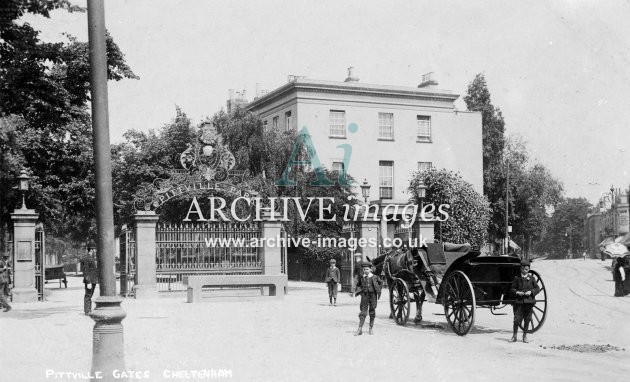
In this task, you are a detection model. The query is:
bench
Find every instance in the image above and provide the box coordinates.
[184,274,288,303]
[45,265,67,288]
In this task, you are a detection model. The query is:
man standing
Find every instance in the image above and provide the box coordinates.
[324,259,340,306]
[0,255,12,312]
[510,260,540,343]
[80,243,99,315]
[353,262,382,336]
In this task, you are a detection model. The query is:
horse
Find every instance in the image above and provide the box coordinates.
[369,246,428,324]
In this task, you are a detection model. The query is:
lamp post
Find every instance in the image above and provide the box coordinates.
[360,178,371,204]
[350,179,371,287]
[610,186,616,240]
[504,160,510,255]
[17,169,30,210]
[86,0,126,379]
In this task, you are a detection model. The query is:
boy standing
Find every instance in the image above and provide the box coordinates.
[510,260,540,343]
[353,262,382,335]
[325,259,340,306]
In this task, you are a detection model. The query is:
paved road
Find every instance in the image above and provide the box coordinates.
[1,259,629,381]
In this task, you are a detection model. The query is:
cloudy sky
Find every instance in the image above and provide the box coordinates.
[24,0,630,203]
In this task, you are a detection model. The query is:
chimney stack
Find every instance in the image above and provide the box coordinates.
[344,66,359,82]
[418,72,438,88]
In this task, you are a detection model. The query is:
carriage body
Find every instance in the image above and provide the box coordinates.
[379,244,547,336]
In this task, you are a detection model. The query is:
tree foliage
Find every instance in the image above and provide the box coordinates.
[0,1,137,244]
[464,74,564,252]
[409,168,491,248]
[536,198,591,258]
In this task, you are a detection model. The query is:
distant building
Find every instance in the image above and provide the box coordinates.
[584,189,629,257]
[241,68,483,203]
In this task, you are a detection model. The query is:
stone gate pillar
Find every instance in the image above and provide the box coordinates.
[357,220,379,262]
[260,211,282,275]
[10,207,39,302]
[133,211,159,299]
[417,213,435,244]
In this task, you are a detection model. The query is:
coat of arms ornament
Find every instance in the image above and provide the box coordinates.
[133,121,246,211]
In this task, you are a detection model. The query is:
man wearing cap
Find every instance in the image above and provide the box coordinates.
[324,258,341,306]
[353,261,382,335]
[80,244,99,315]
[509,260,540,343]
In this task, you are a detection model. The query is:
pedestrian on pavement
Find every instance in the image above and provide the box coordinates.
[353,261,382,336]
[583,251,587,260]
[324,258,340,306]
[510,260,540,343]
[0,255,12,312]
[613,257,626,297]
[80,243,99,315]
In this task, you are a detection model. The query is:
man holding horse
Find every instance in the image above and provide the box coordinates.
[353,261,382,335]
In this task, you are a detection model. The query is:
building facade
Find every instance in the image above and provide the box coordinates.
[244,69,483,203]
[584,188,629,257]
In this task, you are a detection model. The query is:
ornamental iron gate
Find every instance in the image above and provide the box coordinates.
[34,227,45,301]
[155,222,262,292]
[119,225,136,297]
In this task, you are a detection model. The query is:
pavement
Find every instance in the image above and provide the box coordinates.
[1,259,630,382]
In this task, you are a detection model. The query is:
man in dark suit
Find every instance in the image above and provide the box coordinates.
[324,258,341,306]
[353,261,382,335]
[510,260,540,343]
[80,243,99,315]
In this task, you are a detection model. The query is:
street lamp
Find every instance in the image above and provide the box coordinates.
[417,180,427,205]
[360,179,371,204]
[17,169,30,210]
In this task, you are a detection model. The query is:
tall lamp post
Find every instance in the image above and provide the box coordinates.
[348,179,371,292]
[86,0,126,379]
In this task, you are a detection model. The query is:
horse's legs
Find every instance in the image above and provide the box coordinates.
[414,290,426,324]
[387,276,394,319]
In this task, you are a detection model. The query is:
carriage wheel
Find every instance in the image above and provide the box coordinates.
[443,270,476,336]
[519,270,548,333]
[389,278,411,326]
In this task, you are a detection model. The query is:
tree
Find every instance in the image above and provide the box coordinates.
[409,168,491,248]
[111,106,197,225]
[0,1,137,245]
[536,198,592,258]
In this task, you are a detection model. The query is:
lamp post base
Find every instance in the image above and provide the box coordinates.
[89,296,126,381]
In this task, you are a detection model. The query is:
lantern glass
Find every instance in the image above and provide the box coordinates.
[19,178,28,191]
[360,179,371,200]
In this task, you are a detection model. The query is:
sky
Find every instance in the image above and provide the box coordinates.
[22,0,630,204]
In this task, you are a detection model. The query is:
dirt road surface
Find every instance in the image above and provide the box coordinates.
[2,258,629,382]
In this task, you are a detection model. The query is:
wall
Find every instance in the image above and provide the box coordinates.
[295,98,482,201]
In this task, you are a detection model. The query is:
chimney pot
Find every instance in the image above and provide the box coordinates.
[344,66,359,82]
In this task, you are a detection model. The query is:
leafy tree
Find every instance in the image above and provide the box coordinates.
[409,168,491,248]
[0,1,137,246]
[464,74,506,241]
[111,106,197,225]
[536,198,591,258]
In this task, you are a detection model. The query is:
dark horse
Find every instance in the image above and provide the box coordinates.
[369,246,428,324]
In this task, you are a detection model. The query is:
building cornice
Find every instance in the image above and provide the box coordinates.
[246,79,460,111]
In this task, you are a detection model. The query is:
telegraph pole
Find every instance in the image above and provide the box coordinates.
[87,0,126,379]
[504,161,510,255]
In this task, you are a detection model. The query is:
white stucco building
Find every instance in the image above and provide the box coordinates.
[242,69,482,205]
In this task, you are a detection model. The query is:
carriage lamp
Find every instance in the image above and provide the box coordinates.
[17,169,30,209]
[360,179,371,204]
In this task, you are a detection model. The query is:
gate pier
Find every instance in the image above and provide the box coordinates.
[133,211,159,299]
[10,208,39,302]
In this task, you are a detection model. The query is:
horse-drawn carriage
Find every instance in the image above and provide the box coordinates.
[372,243,548,336]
